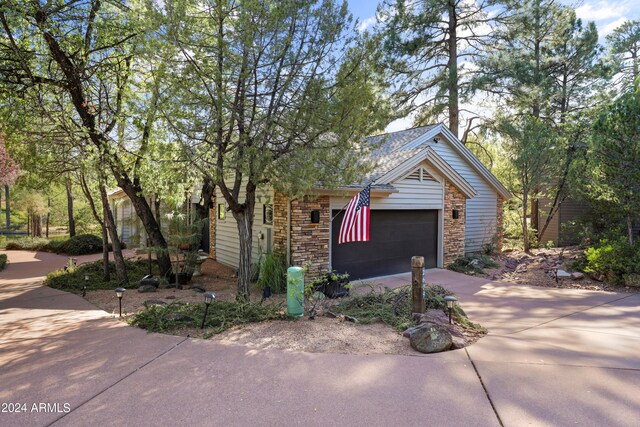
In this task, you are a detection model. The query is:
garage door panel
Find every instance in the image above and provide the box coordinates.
[331,210,438,280]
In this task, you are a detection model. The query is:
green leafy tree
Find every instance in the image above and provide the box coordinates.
[496,115,558,251]
[0,0,175,276]
[591,89,640,245]
[160,0,391,300]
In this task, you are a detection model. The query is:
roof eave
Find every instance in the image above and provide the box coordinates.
[437,125,513,199]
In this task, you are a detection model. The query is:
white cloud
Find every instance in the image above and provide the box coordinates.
[357,16,377,32]
[576,2,624,21]
[385,116,414,133]
[601,17,628,36]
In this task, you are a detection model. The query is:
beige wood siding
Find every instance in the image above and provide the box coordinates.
[215,182,274,269]
[330,163,444,211]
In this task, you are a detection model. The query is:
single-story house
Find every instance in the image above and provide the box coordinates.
[107,189,208,250]
[210,124,511,280]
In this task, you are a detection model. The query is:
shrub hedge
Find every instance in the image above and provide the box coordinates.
[4,234,110,255]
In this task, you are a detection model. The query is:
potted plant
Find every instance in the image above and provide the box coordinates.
[164,212,204,289]
[312,271,350,299]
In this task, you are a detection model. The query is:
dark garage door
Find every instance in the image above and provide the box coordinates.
[331,210,438,280]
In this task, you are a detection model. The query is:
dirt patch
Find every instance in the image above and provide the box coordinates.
[85,258,426,355]
[85,260,243,316]
[483,247,640,293]
[215,317,419,355]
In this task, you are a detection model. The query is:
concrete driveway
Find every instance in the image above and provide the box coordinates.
[1,251,639,426]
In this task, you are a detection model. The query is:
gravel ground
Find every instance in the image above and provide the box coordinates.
[484,247,640,293]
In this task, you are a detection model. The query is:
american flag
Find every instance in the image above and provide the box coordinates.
[338,184,371,244]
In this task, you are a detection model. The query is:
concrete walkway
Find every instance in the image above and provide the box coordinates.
[1,251,639,426]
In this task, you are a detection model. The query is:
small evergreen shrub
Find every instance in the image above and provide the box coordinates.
[57,234,103,255]
[129,300,286,334]
[0,254,7,270]
[330,285,484,333]
[582,237,640,285]
[447,255,498,275]
[46,259,158,292]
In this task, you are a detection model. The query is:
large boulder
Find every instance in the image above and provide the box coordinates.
[409,323,453,353]
[138,284,157,293]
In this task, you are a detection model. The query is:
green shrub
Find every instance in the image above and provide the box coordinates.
[129,300,286,334]
[4,234,104,255]
[330,285,482,332]
[57,234,103,255]
[0,254,7,270]
[46,259,158,292]
[447,255,498,275]
[5,237,51,251]
[582,238,640,284]
[257,252,287,294]
[330,286,414,331]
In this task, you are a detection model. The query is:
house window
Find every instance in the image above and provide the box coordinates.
[263,204,273,225]
[217,203,226,220]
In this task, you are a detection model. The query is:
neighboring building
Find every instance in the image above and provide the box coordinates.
[107,189,205,249]
[210,124,511,280]
[538,196,591,246]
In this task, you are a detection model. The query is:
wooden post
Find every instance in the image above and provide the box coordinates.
[411,256,425,314]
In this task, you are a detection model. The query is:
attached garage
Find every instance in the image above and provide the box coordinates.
[331,210,438,279]
[210,124,511,281]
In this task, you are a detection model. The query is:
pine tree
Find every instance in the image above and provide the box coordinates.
[378,0,499,139]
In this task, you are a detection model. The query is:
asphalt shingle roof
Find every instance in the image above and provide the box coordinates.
[358,125,439,186]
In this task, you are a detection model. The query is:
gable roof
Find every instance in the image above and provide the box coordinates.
[362,123,511,200]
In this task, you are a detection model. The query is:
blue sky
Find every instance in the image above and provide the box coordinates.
[347,0,640,38]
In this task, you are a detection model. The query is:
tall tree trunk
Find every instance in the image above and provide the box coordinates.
[154,196,161,230]
[5,185,10,229]
[522,192,530,252]
[101,222,110,281]
[79,172,110,281]
[99,184,128,284]
[530,2,542,234]
[231,184,256,302]
[195,174,215,250]
[66,179,76,237]
[447,0,459,138]
[32,214,42,237]
[627,212,634,246]
[45,197,51,238]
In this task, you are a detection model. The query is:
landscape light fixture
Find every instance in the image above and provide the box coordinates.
[201,291,216,329]
[444,295,457,324]
[115,287,126,318]
[83,275,89,297]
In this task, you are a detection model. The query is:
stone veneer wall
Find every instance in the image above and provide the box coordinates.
[496,196,504,251]
[209,205,216,259]
[272,192,289,255]
[289,196,330,278]
[443,180,466,266]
